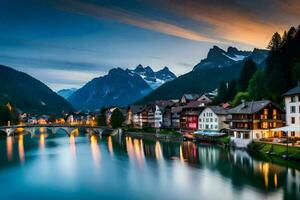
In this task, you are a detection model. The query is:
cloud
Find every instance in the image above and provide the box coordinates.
[54,0,224,44]
[158,0,300,47]
[0,54,111,72]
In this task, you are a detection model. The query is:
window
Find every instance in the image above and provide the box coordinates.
[244,133,250,139]
[264,109,268,115]
[273,122,277,128]
[291,117,295,124]
[291,106,296,113]
[205,124,209,129]
[291,131,295,136]
[210,125,213,129]
[215,125,218,129]
[291,96,296,102]
[199,118,201,122]
[215,118,217,122]
[210,118,213,122]
[199,124,202,129]
[262,122,268,128]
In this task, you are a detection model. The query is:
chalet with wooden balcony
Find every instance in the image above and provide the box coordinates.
[226,100,285,148]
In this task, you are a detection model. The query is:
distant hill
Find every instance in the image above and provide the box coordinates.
[57,88,77,99]
[137,46,269,104]
[0,65,74,115]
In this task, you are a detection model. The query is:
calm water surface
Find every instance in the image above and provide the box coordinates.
[0,129,299,200]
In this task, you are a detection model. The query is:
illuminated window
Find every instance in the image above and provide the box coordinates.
[264,109,268,115]
[262,122,268,128]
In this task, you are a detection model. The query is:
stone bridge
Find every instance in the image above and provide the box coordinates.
[0,124,116,137]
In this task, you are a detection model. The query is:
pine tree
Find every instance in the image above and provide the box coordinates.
[215,81,228,103]
[237,59,257,92]
[248,70,265,100]
[267,32,282,50]
[227,79,237,100]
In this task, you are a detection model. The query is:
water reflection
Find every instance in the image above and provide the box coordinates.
[125,137,145,166]
[6,136,13,161]
[107,136,114,156]
[69,134,76,156]
[18,135,25,163]
[39,134,45,150]
[90,135,100,169]
[0,133,298,199]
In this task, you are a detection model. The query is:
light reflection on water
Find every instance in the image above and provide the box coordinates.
[0,130,299,200]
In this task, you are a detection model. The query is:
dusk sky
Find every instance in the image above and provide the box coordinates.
[1,0,299,91]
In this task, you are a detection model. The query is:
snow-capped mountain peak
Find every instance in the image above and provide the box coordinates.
[128,65,176,89]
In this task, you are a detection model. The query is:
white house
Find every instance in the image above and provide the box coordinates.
[283,81,300,137]
[198,106,228,131]
[147,105,163,128]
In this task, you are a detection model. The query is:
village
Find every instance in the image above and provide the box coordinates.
[106,82,300,148]
[14,81,300,150]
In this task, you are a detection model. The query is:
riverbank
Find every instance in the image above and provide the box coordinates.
[247,142,300,170]
[123,127,231,146]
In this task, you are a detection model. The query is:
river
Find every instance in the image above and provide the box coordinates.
[0,129,299,200]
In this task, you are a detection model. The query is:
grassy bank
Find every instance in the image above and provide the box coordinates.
[124,127,182,137]
[247,142,300,169]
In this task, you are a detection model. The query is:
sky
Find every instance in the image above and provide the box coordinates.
[0,0,299,91]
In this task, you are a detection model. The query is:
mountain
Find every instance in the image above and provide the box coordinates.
[193,46,268,71]
[0,65,74,115]
[137,46,269,104]
[137,62,243,104]
[57,88,77,99]
[127,64,176,89]
[67,68,152,110]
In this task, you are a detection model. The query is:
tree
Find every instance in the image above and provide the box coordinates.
[237,59,257,92]
[248,70,265,100]
[232,92,250,107]
[97,107,107,126]
[0,105,13,126]
[110,108,124,128]
[267,32,282,50]
[227,79,237,100]
[215,81,228,103]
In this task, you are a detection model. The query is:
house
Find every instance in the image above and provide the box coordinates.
[127,105,143,127]
[180,94,200,104]
[196,93,215,105]
[227,100,285,148]
[171,106,183,129]
[283,81,300,137]
[198,106,229,131]
[37,115,49,124]
[27,117,37,125]
[180,102,205,131]
[66,114,74,124]
[162,106,172,128]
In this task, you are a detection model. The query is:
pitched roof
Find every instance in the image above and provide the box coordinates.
[130,105,145,114]
[182,94,200,100]
[228,100,278,114]
[208,106,229,115]
[171,106,183,113]
[283,83,300,96]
